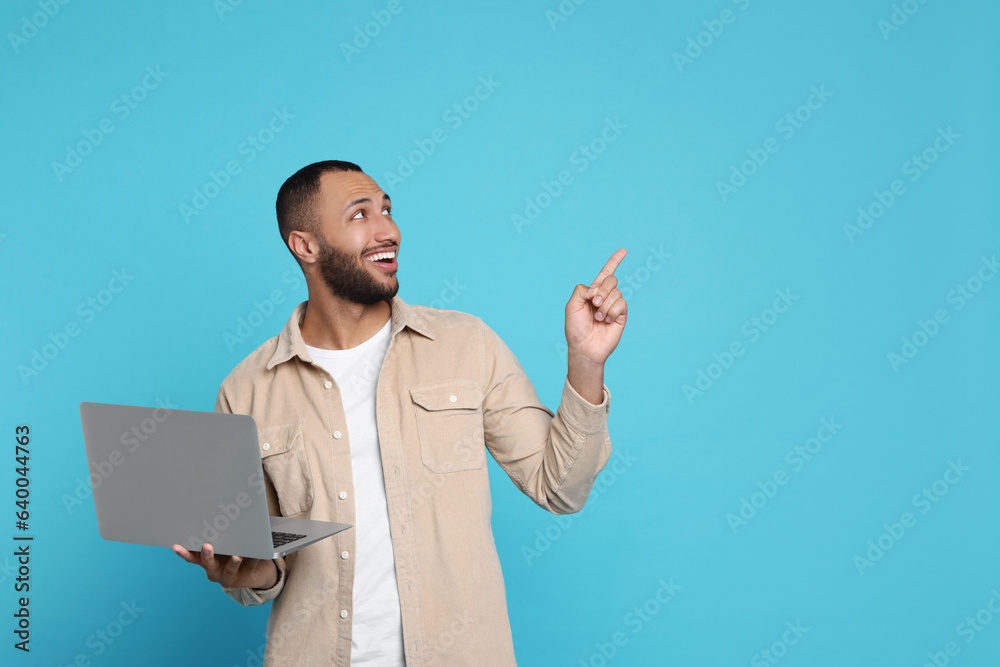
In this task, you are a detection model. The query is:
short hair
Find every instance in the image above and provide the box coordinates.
[275,160,363,259]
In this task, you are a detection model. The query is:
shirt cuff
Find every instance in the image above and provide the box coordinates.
[221,558,286,606]
[558,377,611,434]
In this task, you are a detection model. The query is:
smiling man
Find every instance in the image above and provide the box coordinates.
[173,160,628,666]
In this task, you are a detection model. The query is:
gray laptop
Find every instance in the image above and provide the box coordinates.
[79,402,351,559]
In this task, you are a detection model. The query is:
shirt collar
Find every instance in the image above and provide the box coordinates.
[266,295,435,370]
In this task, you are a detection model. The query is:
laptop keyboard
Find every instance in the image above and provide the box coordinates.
[272,531,307,549]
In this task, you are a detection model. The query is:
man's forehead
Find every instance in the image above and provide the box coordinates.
[319,170,387,207]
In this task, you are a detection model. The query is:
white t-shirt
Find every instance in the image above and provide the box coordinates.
[305,317,405,666]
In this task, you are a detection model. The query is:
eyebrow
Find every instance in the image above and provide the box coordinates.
[343,193,391,213]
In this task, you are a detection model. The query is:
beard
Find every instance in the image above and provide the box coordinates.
[316,236,399,306]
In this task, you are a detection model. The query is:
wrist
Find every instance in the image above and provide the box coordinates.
[567,346,604,370]
[258,560,280,590]
[567,350,605,406]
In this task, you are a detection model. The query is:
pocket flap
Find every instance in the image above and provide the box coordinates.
[257,420,303,457]
[409,382,483,411]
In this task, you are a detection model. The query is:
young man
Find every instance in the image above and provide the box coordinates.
[173,160,628,665]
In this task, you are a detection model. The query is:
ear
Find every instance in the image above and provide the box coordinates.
[288,230,320,265]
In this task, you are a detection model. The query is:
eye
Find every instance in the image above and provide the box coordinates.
[351,209,364,220]
[382,206,392,216]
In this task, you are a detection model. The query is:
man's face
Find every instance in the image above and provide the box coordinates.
[312,170,400,305]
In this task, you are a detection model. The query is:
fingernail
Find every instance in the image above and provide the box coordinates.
[593,296,603,307]
[595,312,604,321]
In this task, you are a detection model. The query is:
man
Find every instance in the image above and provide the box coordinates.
[173,160,628,665]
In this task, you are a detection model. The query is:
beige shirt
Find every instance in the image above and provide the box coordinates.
[217,297,612,666]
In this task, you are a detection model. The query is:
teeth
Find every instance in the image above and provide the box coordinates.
[366,251,396,262]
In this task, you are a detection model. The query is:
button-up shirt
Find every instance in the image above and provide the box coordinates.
[217,296,613,666]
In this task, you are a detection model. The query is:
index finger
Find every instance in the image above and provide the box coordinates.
[589,248,628,289]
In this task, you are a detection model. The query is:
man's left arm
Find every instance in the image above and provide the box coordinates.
[480,249,628,515]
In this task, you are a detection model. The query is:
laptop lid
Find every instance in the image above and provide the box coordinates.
[79,402,282,558]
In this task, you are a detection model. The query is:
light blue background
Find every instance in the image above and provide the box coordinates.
[1,1,998,665]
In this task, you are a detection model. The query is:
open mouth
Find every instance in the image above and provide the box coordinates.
[364,248,398,271]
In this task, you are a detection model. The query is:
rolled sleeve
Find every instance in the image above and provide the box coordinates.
[559,376,611,433]
[546,377,613,514]
[221,557,287,606]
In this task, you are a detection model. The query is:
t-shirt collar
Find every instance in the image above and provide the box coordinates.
[266,295,435,371]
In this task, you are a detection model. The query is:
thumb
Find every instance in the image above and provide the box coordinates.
[569,283,596,306]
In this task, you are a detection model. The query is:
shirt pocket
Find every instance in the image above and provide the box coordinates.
[409,381,486,473]
[257,420,314,517]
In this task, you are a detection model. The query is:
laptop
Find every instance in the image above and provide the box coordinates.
[79,402,351,559]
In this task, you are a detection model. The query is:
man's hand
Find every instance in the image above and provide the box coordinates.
[566,248,628,363]
[565,248,628,404]
[172,543,278,590]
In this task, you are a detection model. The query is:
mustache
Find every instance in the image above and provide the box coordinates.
[362,243,398,255]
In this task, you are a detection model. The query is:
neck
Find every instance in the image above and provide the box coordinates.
[299,288,392,350]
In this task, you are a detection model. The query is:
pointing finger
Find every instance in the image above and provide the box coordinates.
[588,248,628,293]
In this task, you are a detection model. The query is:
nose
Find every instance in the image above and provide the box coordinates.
[374,210,399,243]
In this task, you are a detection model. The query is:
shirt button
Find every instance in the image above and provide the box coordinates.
[339,491,347,500]
[341,551,349,559]
[262,442,270,451]
[333,430,342,439]
[340,610,348,619]
[324,380,333,389]
[449,394,457,402]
